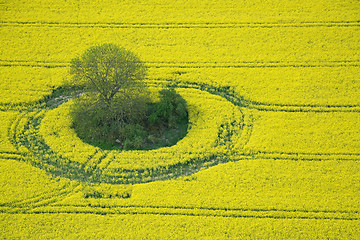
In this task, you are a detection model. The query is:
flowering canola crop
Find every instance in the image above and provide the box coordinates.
[1,0,359,239]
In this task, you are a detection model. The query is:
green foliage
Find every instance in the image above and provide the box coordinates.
[70,94,148,149]
[149,88,188,128]
[70,43,147,106]
[70,88,188,150]
[69,43,150,139]
[69,44,188,150]
[83,183,132,199]
[69,44,152,149]
[120,124,147,149]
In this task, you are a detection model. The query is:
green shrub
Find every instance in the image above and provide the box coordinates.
[149,88,188,128]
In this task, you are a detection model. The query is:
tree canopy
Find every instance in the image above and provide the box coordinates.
[70,43,147,106]
[69,44,188,150]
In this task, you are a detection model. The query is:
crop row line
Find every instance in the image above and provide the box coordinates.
[249,151,360,161]
[256,151,360,157]
[1,61,359,69]
[1,20,359,29]
[0,151,27,156]
[0,183,78,209]
[247,103,360,113]
[3,59,359,64]
[0,151,27,161]
[149,64,360,69]
[3,150,358,164]
[163,81,360,113]
[249,154,360,161]
[8,112,29,152]
[2,68,358,113]
[1,111,82,208]
[8,205,358,221]
[232,110,254,150]
[52,203,360,215]
[2,75,359,113]
[0,152,24,161]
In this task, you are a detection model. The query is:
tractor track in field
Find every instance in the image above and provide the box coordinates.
[245,152,360,161]
[1,20,360,29]
[0,183,79,211]
[1,59,360,69]
[164,81,360,113]
[6,203,360,221]
[1,60,360,112]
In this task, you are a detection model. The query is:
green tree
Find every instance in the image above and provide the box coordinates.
[70,43,147,107]
[69,44,149,147]
[68,44,188,150]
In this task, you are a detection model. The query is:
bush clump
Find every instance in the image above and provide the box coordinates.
[71,88,188,150]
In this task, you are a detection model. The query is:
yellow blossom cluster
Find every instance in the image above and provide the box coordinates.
[0,67,65,108]
[1,0,360,238]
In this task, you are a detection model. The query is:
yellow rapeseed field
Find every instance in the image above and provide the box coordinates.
[1,0,359,239]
